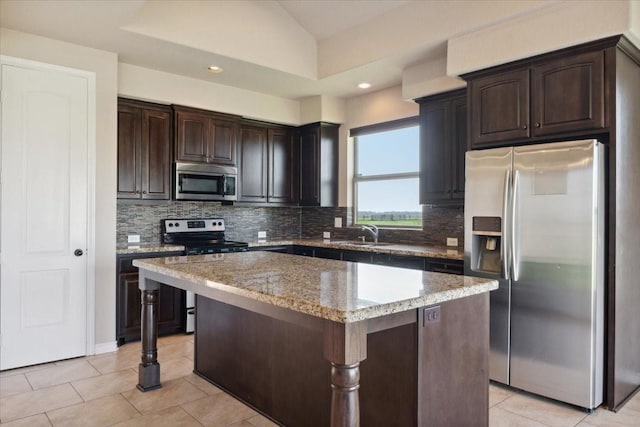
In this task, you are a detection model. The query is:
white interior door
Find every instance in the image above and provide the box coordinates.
[1,63,89,370]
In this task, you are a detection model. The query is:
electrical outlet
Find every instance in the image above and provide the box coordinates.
[334,217,342,228]
[323,231,331,239]
[258,231,267,239]
[127,234,140,244]
[446,237,458,247]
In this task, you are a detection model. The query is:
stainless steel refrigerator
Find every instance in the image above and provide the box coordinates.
[464,139,604,409]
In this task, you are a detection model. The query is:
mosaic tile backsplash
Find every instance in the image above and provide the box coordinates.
[117,202,464,248]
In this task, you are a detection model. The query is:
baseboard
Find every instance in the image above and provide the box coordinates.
[93,341,118,355]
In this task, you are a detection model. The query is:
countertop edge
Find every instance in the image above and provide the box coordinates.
[133,255,495,324]
[117,240,463,260]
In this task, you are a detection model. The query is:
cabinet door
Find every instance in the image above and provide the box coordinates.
[268,128,295,204]
[158,285,184,332]
[210,118,237,166]
[293,246,315,257]
[470,69,530,147]
[342,250,373,263]
[299,126,320,206]
[420,100,451,204]
[313,247,341,260]
[175,110,210,163]
[238,125,268,203]
[117,105,141,198]
[141,109,171,199]
[117,272,142,342]
[425,258,463,275]
[376,254,426,270]
[117,273,184,343]
[531,51,604,136]
[451,96,467,200]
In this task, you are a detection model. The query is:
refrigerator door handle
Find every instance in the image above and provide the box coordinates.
[502,169,511,280]
[512,169,520,281]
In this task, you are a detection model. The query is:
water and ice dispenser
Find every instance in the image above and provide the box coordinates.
[470,216,503,275]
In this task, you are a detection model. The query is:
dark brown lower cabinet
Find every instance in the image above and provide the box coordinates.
[288,245,463,274]
[195,293,489,426]
[116,253,185,345]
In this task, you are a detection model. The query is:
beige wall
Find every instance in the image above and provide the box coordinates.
[0,28,118,349]
[447,0,636,76]
[402,57,466,100]
[118,63,301,125]
[300,95,347,125]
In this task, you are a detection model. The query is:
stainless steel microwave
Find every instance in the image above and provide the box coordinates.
[174,162,237,201]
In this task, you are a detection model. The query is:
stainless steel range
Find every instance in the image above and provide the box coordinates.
[162,218,249,332]
[162,218,249,255]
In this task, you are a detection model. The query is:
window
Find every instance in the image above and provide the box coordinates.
[352,117,421,228]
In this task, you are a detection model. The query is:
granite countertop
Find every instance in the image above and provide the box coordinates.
[250,239,464,260]
[116,244,185,255]
[133,251,496,323]
[117,239,464,260]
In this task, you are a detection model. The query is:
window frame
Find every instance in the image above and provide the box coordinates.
[351,116,421,230]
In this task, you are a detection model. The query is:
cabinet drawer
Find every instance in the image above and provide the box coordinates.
[379,255,426,271]
[426,259,463,275]
[118,251,184,273]
[313,247,341,260]
[293,246,315,257]
[342,250,374,263]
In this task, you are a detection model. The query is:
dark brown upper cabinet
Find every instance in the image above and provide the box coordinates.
[467,50,604,148]
[531,51,604,137]
[298,122,339,207]
[117,98,172,200]
[173,105,239,166]
[268,127,297,204]
[469,69,530,147]
[237,121,297,205]
[417,89,467,205]
[237,124,268,203]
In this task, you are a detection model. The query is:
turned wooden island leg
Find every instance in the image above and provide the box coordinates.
[137,272,162,391]
[324,320,367,427]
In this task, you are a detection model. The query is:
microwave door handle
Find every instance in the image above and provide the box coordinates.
[221,175,227,196]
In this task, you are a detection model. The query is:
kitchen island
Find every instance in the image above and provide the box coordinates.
[133,251,497,426]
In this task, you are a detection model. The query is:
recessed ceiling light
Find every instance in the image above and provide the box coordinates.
[358,82,371,89]
[207,66,224,73]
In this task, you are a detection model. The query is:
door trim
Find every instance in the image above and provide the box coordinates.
[0,55,97,355]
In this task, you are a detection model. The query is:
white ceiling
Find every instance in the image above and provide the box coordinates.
[0,0,554,100]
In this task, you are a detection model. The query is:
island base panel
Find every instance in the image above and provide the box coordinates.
[195,296,417,426]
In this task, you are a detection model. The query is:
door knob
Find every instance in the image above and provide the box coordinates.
[74,249,83,256]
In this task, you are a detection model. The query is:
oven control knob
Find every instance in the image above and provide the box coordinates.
[168,223,173,227]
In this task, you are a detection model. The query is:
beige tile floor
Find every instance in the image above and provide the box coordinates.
[1,333,639,426]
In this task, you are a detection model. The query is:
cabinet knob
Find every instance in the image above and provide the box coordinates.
[142,191,147,194]
[74,249,83,257]
[523,124,528,130]
[535,122,541,128]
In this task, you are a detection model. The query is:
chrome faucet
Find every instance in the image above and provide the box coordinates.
[361,224,379,243]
